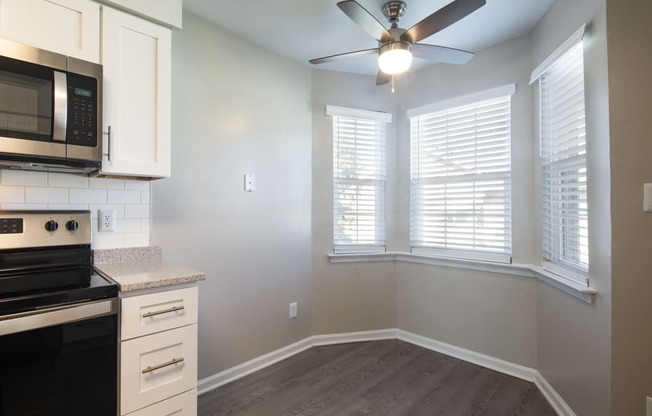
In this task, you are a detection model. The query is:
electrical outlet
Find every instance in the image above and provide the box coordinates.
[289,302,298,319]
[98,209,116,232]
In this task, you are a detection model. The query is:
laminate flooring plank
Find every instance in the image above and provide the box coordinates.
[198,340,558,416]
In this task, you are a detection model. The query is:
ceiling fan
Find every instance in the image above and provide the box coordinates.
[310,0,486,86]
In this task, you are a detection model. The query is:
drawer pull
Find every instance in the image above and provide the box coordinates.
[142,357,185,374]
[142,305,185,318]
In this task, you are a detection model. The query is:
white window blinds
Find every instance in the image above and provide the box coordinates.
[408,86,514,263]
[328,106,390,253]
[535,34,589,285]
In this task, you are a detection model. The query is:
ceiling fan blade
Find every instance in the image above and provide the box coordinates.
[400,0,486,44]
[309,48,378,65]
[412,43,474,65]
[376,71,391,86]
[337,0,394,43]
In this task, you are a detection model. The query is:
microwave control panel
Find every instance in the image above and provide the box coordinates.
[66,73,98,148]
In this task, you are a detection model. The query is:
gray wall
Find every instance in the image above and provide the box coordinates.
[607,0,652,414]
[532,0,612,415]
[151,13,313,378]
[311,70,398,334]
[394,34,538,368]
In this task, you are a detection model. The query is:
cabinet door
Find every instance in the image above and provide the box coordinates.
[101,6,171,178]
[0,0,100,62]
[121,324,198,415]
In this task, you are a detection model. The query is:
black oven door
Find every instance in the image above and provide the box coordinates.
[0,299,118,416]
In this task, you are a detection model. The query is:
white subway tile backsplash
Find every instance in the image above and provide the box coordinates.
[69,189,107,204]
[140,190,150,204]
[124,232,150,247]
[89,177,125,189]
[0,170,151,250]
[117,218,142,233]
[0,170,48,187]
[48,173,89,188]
[108,189,141,204]
[0,186,25,203]
[124,180,150,191]
[125,204,150,219]
[92,233,125,250]
[26,187,68,204]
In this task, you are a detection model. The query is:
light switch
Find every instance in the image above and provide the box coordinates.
[645,184,652,212]
[244,174,255,192]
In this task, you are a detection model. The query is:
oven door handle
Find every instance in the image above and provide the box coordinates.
[0,298,118,336]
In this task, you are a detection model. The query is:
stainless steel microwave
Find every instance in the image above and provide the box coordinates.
[0,39,102,174]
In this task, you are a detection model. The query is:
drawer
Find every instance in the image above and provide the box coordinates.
[120,324,198,415]
[124,389,197,416]
[121,287,198,340]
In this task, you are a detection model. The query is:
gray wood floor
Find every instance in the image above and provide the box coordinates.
[199,340,557,416]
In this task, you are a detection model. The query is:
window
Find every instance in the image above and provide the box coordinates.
[531,26,589,285]
[408,85,515,263]
[328,105,391,253]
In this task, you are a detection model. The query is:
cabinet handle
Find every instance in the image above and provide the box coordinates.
[104,125,111,161]
[142,305,185,318]
[142,357,185,374]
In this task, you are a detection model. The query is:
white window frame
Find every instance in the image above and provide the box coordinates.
[328,105,391,254]
[407,84,516,264]
[530,25,589,286]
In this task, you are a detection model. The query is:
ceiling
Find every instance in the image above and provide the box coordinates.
[182,0,555,76]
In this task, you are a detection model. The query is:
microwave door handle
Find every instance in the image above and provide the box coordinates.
[52,71,67,142]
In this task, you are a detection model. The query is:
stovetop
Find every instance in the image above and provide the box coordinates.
[0,273,117,317]
[0,210,118,317]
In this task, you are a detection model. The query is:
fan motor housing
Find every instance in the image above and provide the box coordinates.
[383,1,407,24]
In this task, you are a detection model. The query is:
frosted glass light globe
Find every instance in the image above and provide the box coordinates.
[378,42,412,75]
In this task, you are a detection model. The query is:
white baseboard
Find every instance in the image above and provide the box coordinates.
[197,328,575,416]
[396,329,537,382]
[534,371,578,416]
[197,336,314,395]
[197,329,395,395]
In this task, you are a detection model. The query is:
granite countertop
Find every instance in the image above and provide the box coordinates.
[94,246,205,292]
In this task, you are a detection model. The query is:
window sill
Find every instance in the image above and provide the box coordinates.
[328,252,597,304]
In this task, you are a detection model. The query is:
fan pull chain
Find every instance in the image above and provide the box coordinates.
[391,75,395,94]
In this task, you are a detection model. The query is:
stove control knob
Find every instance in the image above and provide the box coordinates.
[65,220,79,232]
[44,220,59,232]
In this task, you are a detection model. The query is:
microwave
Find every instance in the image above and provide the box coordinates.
[0,39,102,174]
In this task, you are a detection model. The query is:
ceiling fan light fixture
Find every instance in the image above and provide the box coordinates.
[378,41,412,75]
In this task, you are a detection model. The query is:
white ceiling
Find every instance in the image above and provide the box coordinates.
[183,0,555,76]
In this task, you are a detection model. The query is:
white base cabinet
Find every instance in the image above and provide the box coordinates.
[120,287,198,416]
[126,390,198,416]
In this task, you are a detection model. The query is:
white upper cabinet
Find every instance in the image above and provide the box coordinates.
[99,0,182,29]
[0,0,100,62]
[101,6,171,178]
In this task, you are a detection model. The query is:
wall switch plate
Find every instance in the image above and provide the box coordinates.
[644,184,652,212]
[98,209,116,232]
[647,397,652,416]
[289,302,298,319]
[244,174,255,192]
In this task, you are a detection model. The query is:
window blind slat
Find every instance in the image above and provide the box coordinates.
[332,113,387,251]
[410,94,512,261]
[539,40,589,285]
